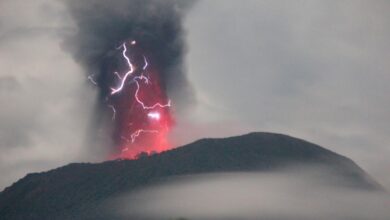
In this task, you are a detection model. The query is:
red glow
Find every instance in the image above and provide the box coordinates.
[108,41,174,159]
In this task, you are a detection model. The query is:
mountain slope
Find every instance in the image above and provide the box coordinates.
[0,132,382,219]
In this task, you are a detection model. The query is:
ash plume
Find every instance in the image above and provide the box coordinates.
[62,0,196,156]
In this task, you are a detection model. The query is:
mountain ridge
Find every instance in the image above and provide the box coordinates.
[0,132,384,220]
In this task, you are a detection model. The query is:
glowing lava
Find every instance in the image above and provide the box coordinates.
[101,40,174,159]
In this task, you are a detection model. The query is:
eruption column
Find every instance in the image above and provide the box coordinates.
[66,0,193,161]
[104,40,173,159]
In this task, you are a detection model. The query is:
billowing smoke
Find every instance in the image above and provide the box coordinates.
[63,0,195,158]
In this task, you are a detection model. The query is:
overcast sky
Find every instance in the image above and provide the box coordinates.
[177,0,390,190]
[0,0,389,191]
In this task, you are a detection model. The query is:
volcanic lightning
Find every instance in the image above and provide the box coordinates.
[92,40,174,159]
[130,129,158,143]
[67,0,192,161]
[133,75,172,110]
[110,43,134,95]
[147,112,161,120]
[87,74,98,85]
[108,105,116,120]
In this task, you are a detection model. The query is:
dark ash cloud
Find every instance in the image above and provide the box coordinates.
[63,0,197,153]
[63,0,196,110]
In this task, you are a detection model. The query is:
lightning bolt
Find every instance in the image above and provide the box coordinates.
[147,112,161,120]
[110,43,134,95]
[108,40,172,151]
[108,105,116,120]
[110,41,171,110]
[87,74,97,85]
[130,129,158,143]
[134,75,171,110]
[143,56,148,70]
[113,72,122,80]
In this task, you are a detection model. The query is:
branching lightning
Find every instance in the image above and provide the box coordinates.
[87,40,173,157]
[71,1,188,160]
[134,75,172,110]
[130,129,158,143]
[110,43,134,95]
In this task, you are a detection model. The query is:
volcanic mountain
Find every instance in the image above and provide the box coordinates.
[0,132,383,220]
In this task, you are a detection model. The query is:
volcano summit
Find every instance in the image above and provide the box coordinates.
[0,132,384,220]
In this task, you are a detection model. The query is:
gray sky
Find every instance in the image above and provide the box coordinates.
[175,0,390,190]
[0,0,389,191]
[0,0,97,189]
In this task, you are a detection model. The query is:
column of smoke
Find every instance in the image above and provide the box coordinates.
[63,0,195,159]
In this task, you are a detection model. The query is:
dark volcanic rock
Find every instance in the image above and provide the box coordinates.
[0,132,382,219]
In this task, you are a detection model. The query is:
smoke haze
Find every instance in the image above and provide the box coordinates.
[0,0,95,189]
[110,170,390,220]
[0,0,389,195]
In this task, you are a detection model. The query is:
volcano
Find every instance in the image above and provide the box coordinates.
[0,132,383,220]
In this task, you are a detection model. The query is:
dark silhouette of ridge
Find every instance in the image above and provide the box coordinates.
[0,132,383,220]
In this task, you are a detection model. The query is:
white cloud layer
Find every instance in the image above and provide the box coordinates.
[111,171,390,219]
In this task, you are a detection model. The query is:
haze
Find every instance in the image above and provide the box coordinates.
[0,0,389,193]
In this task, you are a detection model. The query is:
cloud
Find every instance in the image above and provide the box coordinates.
[110,170,390,219]
[178,0,390,190]
[62,0,196,153]
[0,0,98,189]
[0,0,389,195]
